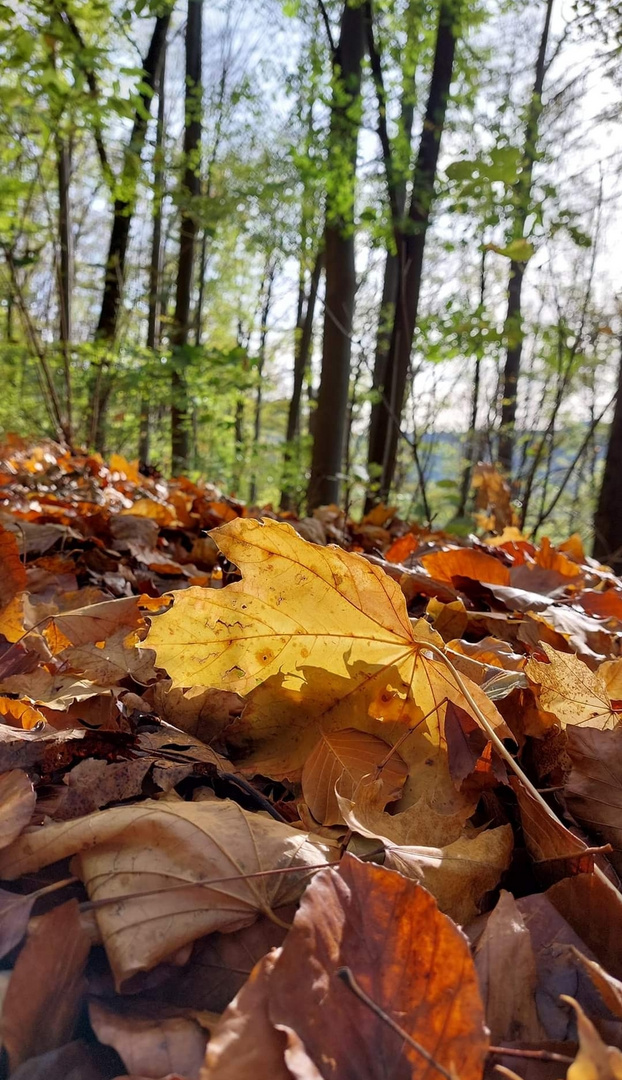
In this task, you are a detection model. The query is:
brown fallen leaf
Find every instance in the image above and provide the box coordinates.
[268,854,488,1079]
[421,546,511,587]
[565,726,622,873]
[0,769,35,848]
[144,910,293,1014]
[545,874,622,982]
[511,781,595,884]
[525,645,620,730]
[49,757,153,821]
[89,1000,207,1080]
[475,889,544,1043]
[0,798,333,986]
[339,780,513,924]
[301,729,407,826]
[201,949,312,1080]
[1,899,90,1071]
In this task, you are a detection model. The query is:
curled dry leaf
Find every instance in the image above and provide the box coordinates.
[525,644,620,730]
[0,769,35,847]
[89,1000,207,1080]
[1,899,90,1072]
[421,546,511,587]
[301,729,407,826]
[338,779,513,924]
[145,519,509,785]
[0,797,333,986]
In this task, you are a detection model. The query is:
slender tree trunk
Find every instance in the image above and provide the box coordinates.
[249,263,275,505]
[457,246,487,517]
[88,12,170,451]
[140,39,167,465]
[170,0,202,475]
[306,1,365,510]
[366,0,460,505]
[366,1,417,501]
[498,0,554,475]
[56,132,73,441]
[593,340,622,571]
[280,248,323,510]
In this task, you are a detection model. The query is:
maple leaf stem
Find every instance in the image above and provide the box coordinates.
[79,861,341,913]
[422,641,616,896]
[336,966,455,1080]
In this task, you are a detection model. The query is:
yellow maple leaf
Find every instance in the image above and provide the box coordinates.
[525,643,620,730]
[146,520,507,786]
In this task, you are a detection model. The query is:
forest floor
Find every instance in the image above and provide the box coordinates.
[1,437,622,1080]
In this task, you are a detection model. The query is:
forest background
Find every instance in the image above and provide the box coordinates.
[3,0,622,558]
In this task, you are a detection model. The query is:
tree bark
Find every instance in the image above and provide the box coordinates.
[140,39,167,465]
[88,12,170,450]
[281,248,323,510]
[593,340,622,572]
[56,131,73,441]
[170,0,203,475]
[497,0,554,475]
[306,1,365,511]
[366,0,460,505]
[249,262,275,505]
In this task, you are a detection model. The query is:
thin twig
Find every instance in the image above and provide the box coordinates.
[337,966,455,1080]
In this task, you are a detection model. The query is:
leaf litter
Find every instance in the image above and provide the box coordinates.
[3,441,622,1076]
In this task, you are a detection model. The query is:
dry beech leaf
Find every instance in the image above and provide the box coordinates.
[565,726,622,871]
[89,1000,207,1080]
[1,899,90,1071]
[338,779,513,925]
[525,644,620,730]
[145,518,509,784]
[0,798,333,986]
[564,996,622,1080]
[545,874,622,982]
[474,889,544,1043]
[0,769,35,848]
[268,855,488,1079]
[511,781,594,883]
[301,729,407,826]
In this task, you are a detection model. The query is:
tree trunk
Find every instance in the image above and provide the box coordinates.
[593,340,622,572]
[365,0,417,506]
[140,39,167,465]
[366,0,460,505]
[497,0,554,475]
[88,12,170,451]
[249,263,275,505]
[306,1,365,511]
[170,0,202,475]
[280,248,323,510]
[56,131,73,441]
[457,245,487,517]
